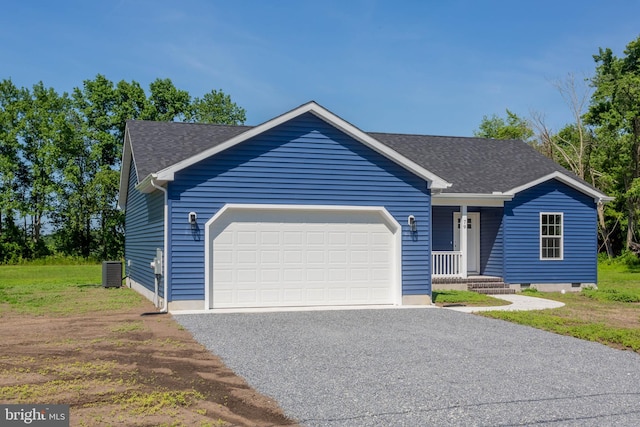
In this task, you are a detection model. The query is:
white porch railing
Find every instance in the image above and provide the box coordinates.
[432,251,463,277]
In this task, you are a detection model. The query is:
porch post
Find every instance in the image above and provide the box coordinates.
[460,205,468,278]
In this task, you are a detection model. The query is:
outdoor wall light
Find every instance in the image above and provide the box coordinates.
[188,211,197,225]
[408,215,417,232]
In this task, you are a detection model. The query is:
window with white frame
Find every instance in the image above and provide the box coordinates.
[540,213,563,260]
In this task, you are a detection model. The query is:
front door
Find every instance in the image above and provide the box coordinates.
[453,212,480,274]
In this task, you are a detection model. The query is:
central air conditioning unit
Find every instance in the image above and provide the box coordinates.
[102,261,122,288]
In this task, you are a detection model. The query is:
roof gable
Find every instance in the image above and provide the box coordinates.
[149,101,451,190]
[118,120,250,208]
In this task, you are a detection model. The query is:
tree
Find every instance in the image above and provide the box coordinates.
[0,79,25,262]
[530,74,617,257]
[145,78,191,122]
[188,89,246,125]
[18,82,73,256]
[474,109,535,142]
[0,75,246,263]
[586,36,640,252]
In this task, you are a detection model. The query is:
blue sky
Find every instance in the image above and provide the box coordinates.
[2,1,639,136]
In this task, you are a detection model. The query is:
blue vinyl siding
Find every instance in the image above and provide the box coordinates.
[480,207,503,276]
[124,160,165,296]
[504,180,597,284]
[167,113,432,301]
[432,207,456,251]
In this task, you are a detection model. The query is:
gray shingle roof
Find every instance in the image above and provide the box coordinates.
[126,120,583,194]
[369,132,576,193]
[127,120,251,180]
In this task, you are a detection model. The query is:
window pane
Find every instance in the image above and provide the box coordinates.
[541,237,561,259]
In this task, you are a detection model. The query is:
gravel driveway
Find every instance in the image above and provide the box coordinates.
[176,308,640,426]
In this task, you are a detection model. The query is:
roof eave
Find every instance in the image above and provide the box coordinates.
[135,173,168,194]
[505,171,612,203]
[117,127,134,210]
[432,192,514,207]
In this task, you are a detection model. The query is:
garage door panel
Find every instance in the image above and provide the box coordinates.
[260,251,280,264]
[307,232,325,244]
[261,231,280,244]
[328,288,347,301]
[214,269,233,282]
[283,269,303,282]
[260,269,280,283]
[283,231,303,244]
[372,250,389,262]
[350,287,369,300]
[329,251,347,263]
[284,251,303,263]
[351,251,369,264]
[351,268,369,281]
[306,251,325,263]
[306,269,325,281]
[237,231,257,245]
[237,289,257,304]
[306,288,324,301]
[261,289,280,303]
[215,289,233,304]
[211,209,396,308]
[283,288,302,302]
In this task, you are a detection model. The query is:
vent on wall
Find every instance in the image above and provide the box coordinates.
[102,261,122,288]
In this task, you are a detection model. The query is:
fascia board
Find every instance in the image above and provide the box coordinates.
[154,101,452,189]
[432,193,513,207]
[505,172,613,203]
[117,128,134,210]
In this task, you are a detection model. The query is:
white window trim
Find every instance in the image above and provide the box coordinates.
[540,212,564,261]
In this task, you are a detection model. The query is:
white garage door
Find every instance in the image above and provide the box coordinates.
[209,207,398,309]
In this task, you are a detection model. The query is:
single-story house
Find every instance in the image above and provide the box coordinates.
[118,101,611,312]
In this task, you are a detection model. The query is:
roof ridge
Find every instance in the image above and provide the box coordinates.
[127,119,253,129]
[368,130,523,142]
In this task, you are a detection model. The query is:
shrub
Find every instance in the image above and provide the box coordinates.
[618,250,640,268]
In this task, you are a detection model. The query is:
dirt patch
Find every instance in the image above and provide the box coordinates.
[0,300,297,426]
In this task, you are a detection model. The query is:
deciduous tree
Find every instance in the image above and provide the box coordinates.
[586,36,640,252]
[474,109,534,142]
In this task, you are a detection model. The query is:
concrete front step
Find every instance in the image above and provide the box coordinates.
[471,287,516,295]
[432,276,513,294]
[467,281,515,295]
[467,281,509,288]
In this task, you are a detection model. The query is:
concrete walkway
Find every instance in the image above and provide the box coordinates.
[443,294,565,313]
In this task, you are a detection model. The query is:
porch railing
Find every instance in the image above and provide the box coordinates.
[432,251,463,277]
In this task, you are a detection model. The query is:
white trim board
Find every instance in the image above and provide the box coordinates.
[505,172,612,203]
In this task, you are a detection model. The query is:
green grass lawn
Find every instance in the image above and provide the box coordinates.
[2,261,639,352]
[480,262,640,352]
[0,264,145,316]
[432,290,511,306]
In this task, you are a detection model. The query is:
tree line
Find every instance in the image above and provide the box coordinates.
[475,35,640,258]
[0,75,245,263]
[2,36,638,264]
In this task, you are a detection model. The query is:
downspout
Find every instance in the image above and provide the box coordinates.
[150,177,169,313]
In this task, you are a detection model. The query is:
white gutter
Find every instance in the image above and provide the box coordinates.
[150,176,169,313]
